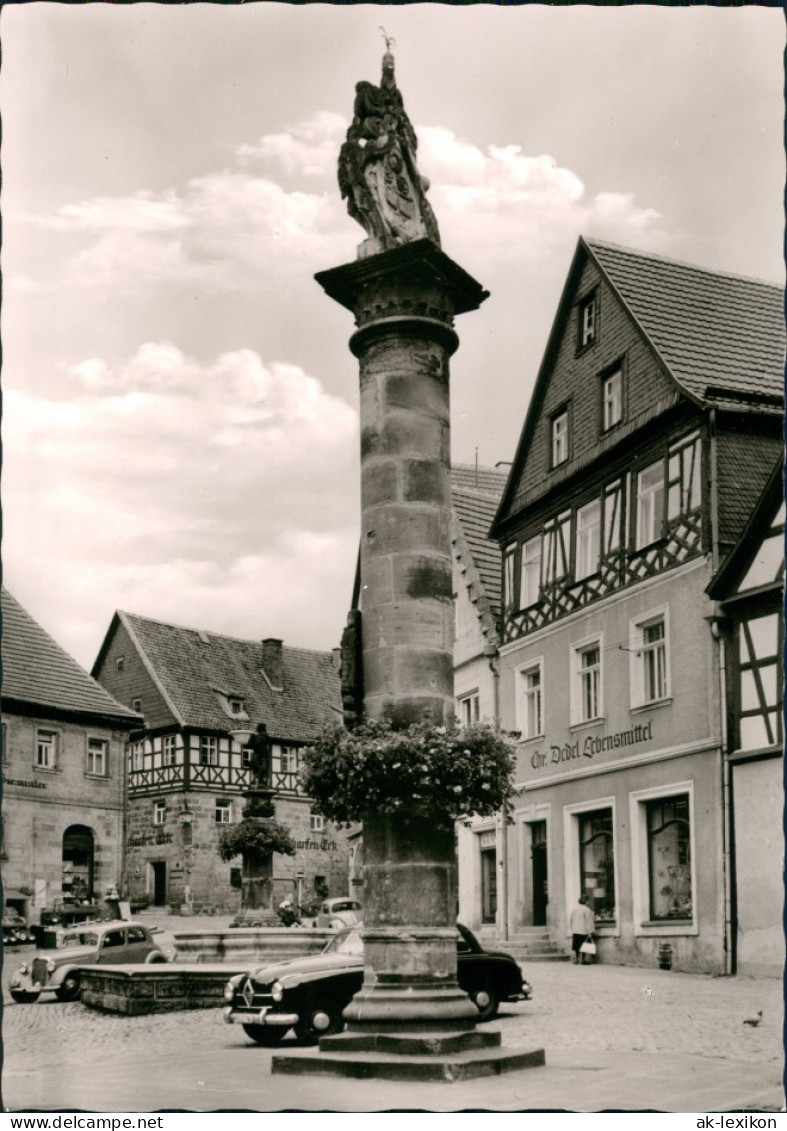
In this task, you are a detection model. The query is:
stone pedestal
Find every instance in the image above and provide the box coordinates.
[342,813,476,1032]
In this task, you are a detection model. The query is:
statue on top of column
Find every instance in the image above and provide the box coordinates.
[338,33,441,253]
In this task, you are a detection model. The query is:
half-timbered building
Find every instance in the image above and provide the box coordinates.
[489,238,783,972]
[92,611,346,912]
[706,457,784,976]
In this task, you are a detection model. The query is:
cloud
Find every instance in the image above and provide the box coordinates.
[236,110,347,178]
[12,114,663,299]
[3,342,360,664]
[418,125,662,262]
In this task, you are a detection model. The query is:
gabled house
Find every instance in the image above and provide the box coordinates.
[706,457,784,976]
[488,238,783,972]
[92,611,346,912]
[1,588,141,921]
[451,464,508,933]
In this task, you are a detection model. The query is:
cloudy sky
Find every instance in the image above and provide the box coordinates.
[2,3,783,671]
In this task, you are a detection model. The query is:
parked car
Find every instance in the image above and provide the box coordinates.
[223,922,532,1045]
[9,919,175,1003]
[2,909,35,946]
[314,898,363,929]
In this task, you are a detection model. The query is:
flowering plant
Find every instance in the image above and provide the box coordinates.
[300,718,517,825]
[217,819,296,862]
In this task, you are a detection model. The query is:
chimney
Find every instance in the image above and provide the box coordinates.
[332,647,342,671]
[261,638,283,691]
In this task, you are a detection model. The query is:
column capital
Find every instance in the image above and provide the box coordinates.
[315,238,489,321]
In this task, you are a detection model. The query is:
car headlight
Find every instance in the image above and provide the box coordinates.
[271,980,284,1002]
[46,960,56,974]
[223,981,236,1001]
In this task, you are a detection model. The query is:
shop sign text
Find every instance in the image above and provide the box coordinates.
[3,775,47,789]
[531,721,653,771]
[127,832,174,847]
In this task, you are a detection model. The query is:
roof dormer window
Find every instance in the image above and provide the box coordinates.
[213,687,249,722]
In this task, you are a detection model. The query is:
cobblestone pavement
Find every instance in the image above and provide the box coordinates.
[4,950,782,1072]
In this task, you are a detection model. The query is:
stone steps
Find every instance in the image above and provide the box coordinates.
[480,930,570,963]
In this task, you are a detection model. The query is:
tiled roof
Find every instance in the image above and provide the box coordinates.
[119,612,341,742]
[1,588,140,725]
[588,240,785,404]
[451,463,510,497]
[451,486,503,619]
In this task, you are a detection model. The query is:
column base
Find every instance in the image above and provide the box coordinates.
[342,983,478,1032]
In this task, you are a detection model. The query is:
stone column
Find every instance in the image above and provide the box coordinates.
[315,238,488,1033]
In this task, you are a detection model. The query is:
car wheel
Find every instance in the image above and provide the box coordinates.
[472,985,500,1022]
[10,989,40,1004]
[242,1024,288,1046]
[294,1000,345,1045]
[145,953,168,964]
[56,973,81,1002]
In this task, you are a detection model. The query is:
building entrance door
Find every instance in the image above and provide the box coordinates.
[531,821,548,926]
[151,861,167,906]
[62,825,95,901]
[480,847,497,924]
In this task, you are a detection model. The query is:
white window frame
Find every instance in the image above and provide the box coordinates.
[563,797,619,937]
[503,544,517,608]
[629,781,698,936]
[571,634,603,726]
[576,499,601,580]
[86,737,108,777]
[579,294,597,348]
[215,800,232,825]
[519,535,542,608]
[516,658,544,740]
[199,736,218,766]
[630,608,670,709]
[551,410,568,467]
[274,745,298,776]
[310,812,326,833]
[36,729,58,770]
[543,511,572,585]
[163,735,177,767]
[636,459,665,548]
[458,691,480,728]
[602,367,622,430]
[152,800,166,827]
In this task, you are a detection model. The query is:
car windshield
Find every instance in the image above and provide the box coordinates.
[322,926,364,956]
[62,931,99,947]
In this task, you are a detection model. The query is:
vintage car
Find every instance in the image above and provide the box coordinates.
[223,922,532,1045]
[313,897,363,929]
[9,919,175,1003]
[3,909,35,946]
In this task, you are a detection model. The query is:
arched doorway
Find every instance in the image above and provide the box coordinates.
[62,825,95,902]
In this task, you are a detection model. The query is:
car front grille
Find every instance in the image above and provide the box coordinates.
[32,958,50,985]
[234,976,272,1010]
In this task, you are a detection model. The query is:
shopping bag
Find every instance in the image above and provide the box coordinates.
[579,937,596,956]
